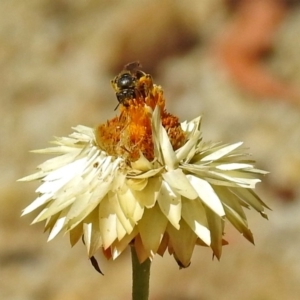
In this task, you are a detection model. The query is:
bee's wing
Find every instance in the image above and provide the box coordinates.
[124,61,141,72]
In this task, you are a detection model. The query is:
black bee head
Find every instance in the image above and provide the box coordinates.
[117,73,136,89]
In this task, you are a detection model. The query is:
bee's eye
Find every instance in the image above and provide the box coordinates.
[117,74,134,88]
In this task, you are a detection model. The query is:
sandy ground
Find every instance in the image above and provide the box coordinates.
[1,1,300,299]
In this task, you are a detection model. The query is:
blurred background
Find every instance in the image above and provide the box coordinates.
[1,0,300,299]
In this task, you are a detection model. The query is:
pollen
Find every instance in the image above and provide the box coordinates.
[95,75,186,162]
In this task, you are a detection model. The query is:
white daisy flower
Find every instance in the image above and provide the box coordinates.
[20,93,268,268]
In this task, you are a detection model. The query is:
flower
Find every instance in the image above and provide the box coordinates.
[20,69,269,269]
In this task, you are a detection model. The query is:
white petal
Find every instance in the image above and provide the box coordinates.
[118,187,144,222]
[152,106,178,170]
[111,228,138,260]
[181,198,210,245]
[70,125,95,141]
[180,116,201,133]
[32,145,78,154]
[167,220,197,267]
[32,196,75,223]
[182,164,261,188]
[162,169,197,199]
[201,142,243,162]
[204,205,224,259]
[74,124,95,133]
[83,210,103,257]
[126,178,148,191]
[214,186,247,220]
[216,163,254,171]
[207,171,261,188]
[175,129,201,162]
[230,187,266,212]
[99,197,118,249]
[83,222,93,252]
[37,150,81,172]
[37,158,87,183]
[160,126,178,170]
[18,171,49,182]
[48,209,68,241]
[65,173,113,227]
[187,175,225,216]
[116,183,146,224]
[69,223,83,246]
[130,153,153,171]
[138,205,168,253]
[66,193,93,222]
[116,218,127,241]
[130,177,161,208]
[36,157,89,194]
[223,203,254,243]
[66,180,113,229]
[157,180,181,229]
[127,167,163,179]
[22,193,53,215]
[64,155,123,228]
[109,192,135,234]
[32,175,88,221]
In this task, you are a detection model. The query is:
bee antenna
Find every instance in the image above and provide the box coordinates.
[114,102,120,111]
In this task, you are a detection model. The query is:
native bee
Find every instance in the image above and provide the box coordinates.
[111,61,152,110]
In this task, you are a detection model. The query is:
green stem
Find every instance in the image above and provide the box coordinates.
[131,246,151,300]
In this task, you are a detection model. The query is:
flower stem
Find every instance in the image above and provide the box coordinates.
[131,246,151,300]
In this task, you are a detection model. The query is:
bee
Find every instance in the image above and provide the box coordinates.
[111,61,152,110]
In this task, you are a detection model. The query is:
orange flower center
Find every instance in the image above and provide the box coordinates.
[95,82,186,162]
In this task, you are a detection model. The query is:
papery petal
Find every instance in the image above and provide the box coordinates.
[181,198,210,245]
[44,212,60,232]
[130,153,153,171]
[187,175,225,216]
[138,204,168,253]
[180,116,201,133]
[127,167,163,179]
[214,186,247,221]
[157,233,169,257]
[99,197,118,249]
[162,169,197,199]
[200,142,243,162]
[22,193,53,216]
[216,163,255,170]
[109,192,135,235]
[118,187,144,222]
[116,217,127,241]
[111,227,138,260]
[37,150,82,172]
[204,206,224,259]
[126,178,148,191]
[134,235,152,263]
[130,177,161,209]
[83,209,103,256]
[223,203,254,244]
[175,129,201,162]
[69,223,83,247]
[231,187,269,213]
[208,170,261,188]
[157,180,181,229]
[152,107,178,170]
[65,179,113,230]
[167,220,197,268]
[48,208,68,241]
[32,145,78,154]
